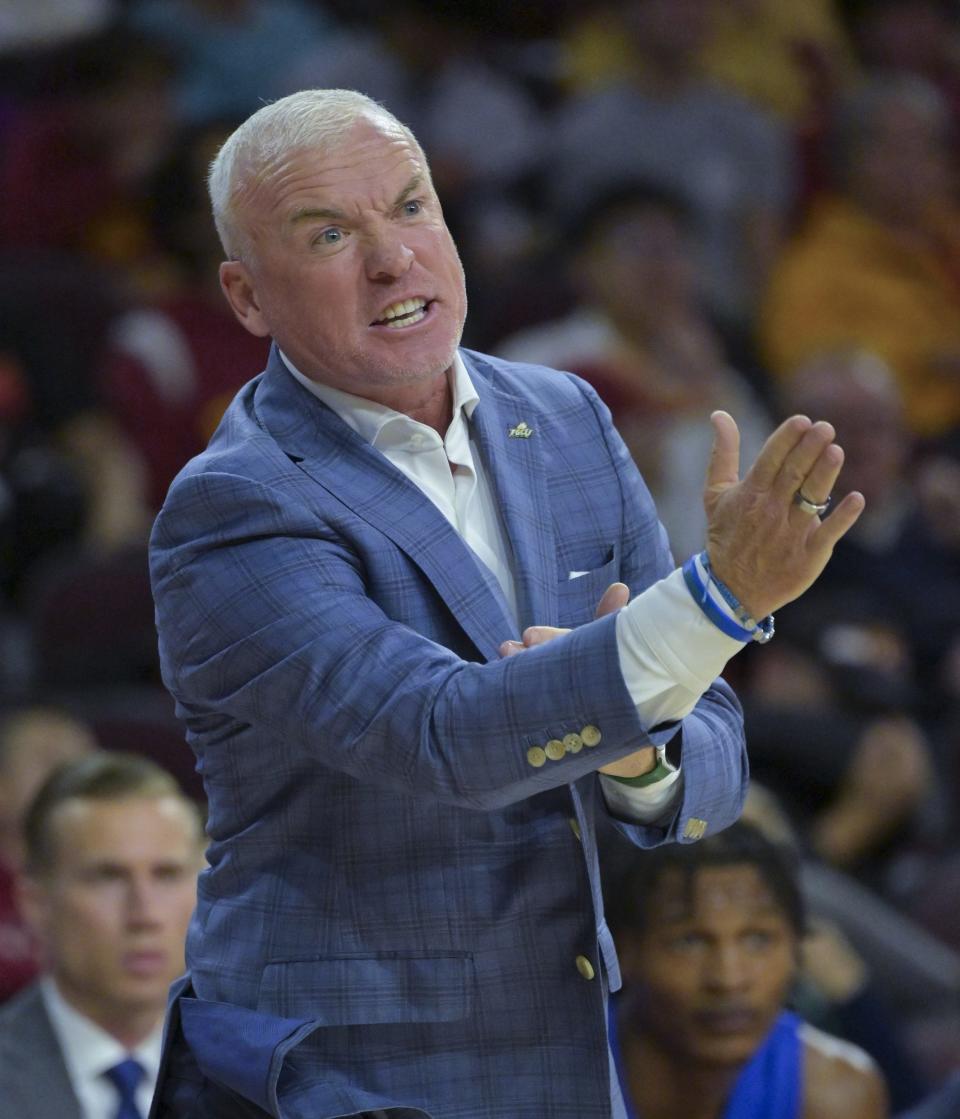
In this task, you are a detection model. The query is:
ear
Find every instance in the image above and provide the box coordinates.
[219,260,271,338]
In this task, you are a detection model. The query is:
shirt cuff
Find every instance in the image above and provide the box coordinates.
[599,765,683,822]
[615,566,745,727]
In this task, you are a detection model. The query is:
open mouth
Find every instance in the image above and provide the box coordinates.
[373,298,431,329]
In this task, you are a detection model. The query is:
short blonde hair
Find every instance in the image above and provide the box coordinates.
[208,88,426,260]
[24,752,204,874]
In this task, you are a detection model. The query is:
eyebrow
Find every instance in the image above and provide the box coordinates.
[393,174,424,207]
[287,175,425,227]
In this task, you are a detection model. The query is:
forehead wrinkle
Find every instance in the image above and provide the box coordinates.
[286,172,425,230]
[231,126,429,254]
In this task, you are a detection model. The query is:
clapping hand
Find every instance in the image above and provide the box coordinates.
[704,412,865,621]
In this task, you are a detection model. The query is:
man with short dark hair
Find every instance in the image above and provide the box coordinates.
[606,822,889,1119]
[0,753,203,1119]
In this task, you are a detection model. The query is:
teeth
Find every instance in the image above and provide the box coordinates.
[379,298,427,327]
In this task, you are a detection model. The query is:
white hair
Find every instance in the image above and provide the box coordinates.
[208,88,426,260]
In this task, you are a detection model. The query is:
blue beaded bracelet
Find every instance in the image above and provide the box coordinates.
[681,552,775,644]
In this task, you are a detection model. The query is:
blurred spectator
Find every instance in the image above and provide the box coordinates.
[759,76,960,440]
[0,252,151,606]
[496,180,771,560]
[286,3,545,199]
[0,707,97,1002]
[551,0,795,335]
[0,0,114,54]
[741,614,936,882]
[129,0,338,126]
[738,352,958,980]
[100,122,269,508]
[0,752,203,1117]
[836,0,960,131]
[564,0,851,123]
[0,27,178,287]
[780,350,960,746]
[699,0,852,123]
[606,820,889,1118]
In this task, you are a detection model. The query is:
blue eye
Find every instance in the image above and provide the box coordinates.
[316,228,342,246]
[669,932,707,952]
[743,929,775,951]
[402,200,422,216]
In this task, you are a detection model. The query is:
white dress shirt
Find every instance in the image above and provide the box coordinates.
[40,977,162,1119]
[281,351,746,820]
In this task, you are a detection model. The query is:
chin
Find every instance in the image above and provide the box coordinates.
[689,1034,765,1067]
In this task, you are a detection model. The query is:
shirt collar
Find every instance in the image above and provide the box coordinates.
[40,975,163,1086]
[278,348,479,447]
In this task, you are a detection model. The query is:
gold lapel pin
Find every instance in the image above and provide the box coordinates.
[508,421,534,439]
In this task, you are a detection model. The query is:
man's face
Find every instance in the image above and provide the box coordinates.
[620,864,797,1066]
[220,115,468,407]
[581,204,694,325]
[855,101,953,223]
[626,0,716,65]
[22,796,202,1032]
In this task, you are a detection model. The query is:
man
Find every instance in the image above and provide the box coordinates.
[148,88,864,1118]
[0,753,204,1118]
[759,75,960,440]
[606,821,889,1118]
[496,179,772,559]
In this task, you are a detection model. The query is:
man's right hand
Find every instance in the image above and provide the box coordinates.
[703,411,865,622]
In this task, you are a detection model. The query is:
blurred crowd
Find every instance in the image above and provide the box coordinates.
[0,0,959,1114]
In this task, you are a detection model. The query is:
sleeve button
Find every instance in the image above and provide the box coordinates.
[526,746,547,768]
[545,739,566,761]
[581,725,602,747]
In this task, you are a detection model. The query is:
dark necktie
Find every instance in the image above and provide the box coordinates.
[104,1057,145,1119]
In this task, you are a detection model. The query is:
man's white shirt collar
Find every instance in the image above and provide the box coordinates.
[40,975,162,1117]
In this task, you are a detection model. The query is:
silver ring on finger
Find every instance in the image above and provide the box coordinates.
[794,490,832,516]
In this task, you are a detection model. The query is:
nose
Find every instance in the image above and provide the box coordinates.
[126,876,165,928]
[364,228,414,282]
[705,943,750,993]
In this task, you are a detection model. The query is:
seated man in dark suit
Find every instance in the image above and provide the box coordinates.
[0,753,203,1119]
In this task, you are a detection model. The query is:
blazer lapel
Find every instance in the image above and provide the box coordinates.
[4,987,83,1119]
[254,350,518,661]
[465,351,558,630]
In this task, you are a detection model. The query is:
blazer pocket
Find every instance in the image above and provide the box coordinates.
[556,546,619,628]
[257,951,474,1025]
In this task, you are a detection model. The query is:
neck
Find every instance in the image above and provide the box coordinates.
[53,979,161,1051]
[624,1031,740,1119]
[377,371,454,434]
[607,305,657,349]
[850,188,929,238]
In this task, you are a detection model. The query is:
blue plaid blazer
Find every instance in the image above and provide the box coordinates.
[149,346,747,1119]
